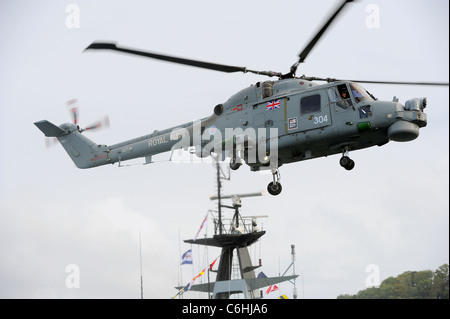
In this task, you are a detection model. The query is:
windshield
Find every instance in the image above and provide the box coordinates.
[350,83,374,103]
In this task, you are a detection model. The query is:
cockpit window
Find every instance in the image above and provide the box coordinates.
[350,83,374,103]
[327,84,353,110]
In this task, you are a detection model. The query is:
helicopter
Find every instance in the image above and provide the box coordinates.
[34,0,448,196]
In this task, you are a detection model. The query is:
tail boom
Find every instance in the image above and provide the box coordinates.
[34,120,192,169]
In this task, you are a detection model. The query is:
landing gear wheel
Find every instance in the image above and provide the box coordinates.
[340,156,350,167]
[345,159,355,170]
[340,156,355,170]
[267,182,282,196]
[229,160,242,171]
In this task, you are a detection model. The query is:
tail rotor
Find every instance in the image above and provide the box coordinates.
[43,98,110,148]
[66,98,110,133]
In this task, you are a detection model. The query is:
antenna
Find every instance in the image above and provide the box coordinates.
[210,191,264,235]
[212,155,230,235]
[216,159,223,235]
[291,244,298,299]
[282,244,298,299]
[182,163,298,299]
[139,231,143,299]
[210,191,264,202]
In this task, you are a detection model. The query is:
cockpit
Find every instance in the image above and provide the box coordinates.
[349,83,375,103]
[327,82,376,112]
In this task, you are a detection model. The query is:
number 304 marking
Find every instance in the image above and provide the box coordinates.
[314,115,328,124]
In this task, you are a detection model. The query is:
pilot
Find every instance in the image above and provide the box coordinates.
[340,89,349,100]
[337,86,352,108]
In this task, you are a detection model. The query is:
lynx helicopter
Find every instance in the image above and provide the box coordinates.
[34,0,448,196]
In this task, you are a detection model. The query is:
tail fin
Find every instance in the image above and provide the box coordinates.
[34,120,66,137]
[34,120,110,169]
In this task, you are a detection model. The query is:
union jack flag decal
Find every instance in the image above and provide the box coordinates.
[266,99,281,111]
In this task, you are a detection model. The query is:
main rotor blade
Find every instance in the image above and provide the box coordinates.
[298,0,353,64]
[85,42,282,77]
[339,79,450,86]
[287,0,354,78]
[299,76,450,86]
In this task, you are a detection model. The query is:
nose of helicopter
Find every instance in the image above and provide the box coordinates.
[388,120,420,142]
[387,97,427,142]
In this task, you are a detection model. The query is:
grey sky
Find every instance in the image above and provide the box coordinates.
[0,0,448,298]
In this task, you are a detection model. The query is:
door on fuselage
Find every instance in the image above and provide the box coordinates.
[286,90,332,133]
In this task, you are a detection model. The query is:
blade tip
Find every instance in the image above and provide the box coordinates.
[84,42,118,51]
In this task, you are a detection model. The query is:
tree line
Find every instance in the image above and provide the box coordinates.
[337,264,449,299]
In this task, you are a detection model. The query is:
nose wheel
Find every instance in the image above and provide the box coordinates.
[340,156,355,170]
[340,149,355,170]
[267,169,282,196]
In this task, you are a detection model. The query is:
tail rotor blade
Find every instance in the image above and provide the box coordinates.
[67,98,79,124]
[82,115,110,132]
[45,137,59,148]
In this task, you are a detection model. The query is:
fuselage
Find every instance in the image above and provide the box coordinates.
[37,78,427,171]
[199,78,427,170]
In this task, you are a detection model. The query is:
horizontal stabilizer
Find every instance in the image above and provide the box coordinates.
[34,120,66,137]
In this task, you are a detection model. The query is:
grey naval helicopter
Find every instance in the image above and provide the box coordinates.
[34,0,448,195]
